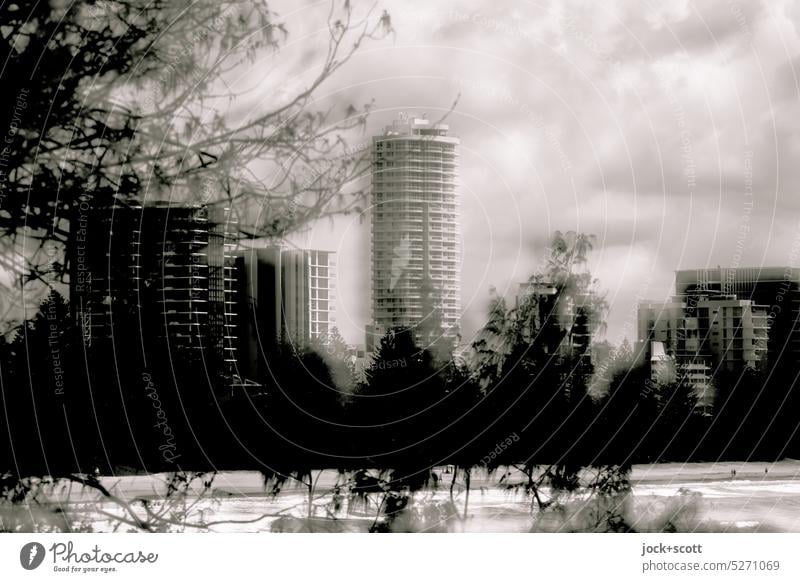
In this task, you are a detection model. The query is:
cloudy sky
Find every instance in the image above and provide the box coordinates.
[257,0,800,347]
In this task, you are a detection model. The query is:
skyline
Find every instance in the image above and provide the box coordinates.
[275,0,800,348]
[6,0,800,543]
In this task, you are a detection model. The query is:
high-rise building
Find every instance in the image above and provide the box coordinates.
[645,340,714,411]
[368,115,461,351]
[675,267,800,367]
[69,203,238,372]
[233,246,282,380]
[638,293,770,411]
[282,249,336,346]
[637,267,797,410]
[232,246,337,379]
[638,295,768,372]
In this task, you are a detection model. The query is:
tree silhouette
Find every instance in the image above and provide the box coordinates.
[0,0,392,324]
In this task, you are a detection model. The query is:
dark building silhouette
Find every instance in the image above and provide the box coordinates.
[68,202,238,374]
[232,246,337,381]
[233,246,282,381]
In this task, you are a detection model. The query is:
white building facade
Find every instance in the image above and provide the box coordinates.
[368,116,461,350]
[282,249,337,346]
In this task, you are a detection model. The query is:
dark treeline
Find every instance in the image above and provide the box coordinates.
[0,0,795,494]
[3,232,800,483]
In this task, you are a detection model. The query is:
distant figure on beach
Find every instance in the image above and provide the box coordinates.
[765,467,769,474]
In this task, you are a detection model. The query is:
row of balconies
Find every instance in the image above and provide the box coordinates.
[374,143,456,152]
[373,214,458,223]
[372,225,459,234]
[388,204,459,212]
[372,176,458,189]
[373,274,460,284]
[373,209,459,217]
[373,172,457,180]
[373,159,459,169]
[371,242,459,249]
[373,271,460,280]
[373,300,458,308]
[371,202,458,210]
[373,183,457,191]
[374,148,458,156]
[371,227,458,236]
[373,299,460,307]
[374,305,460,312]
[372,289,460,297]
[373,253,460,260]
[370,207,458,216]
[373,195,457,203]
[372,182,457,191]
[375,314,460,322]
[373,166,456,175]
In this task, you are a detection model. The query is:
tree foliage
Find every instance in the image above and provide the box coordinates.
[0,0,392,322]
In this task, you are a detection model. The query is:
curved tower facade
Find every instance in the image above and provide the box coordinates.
[368,116,461,351]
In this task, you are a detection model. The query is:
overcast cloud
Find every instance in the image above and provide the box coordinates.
[256,0,800,348]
